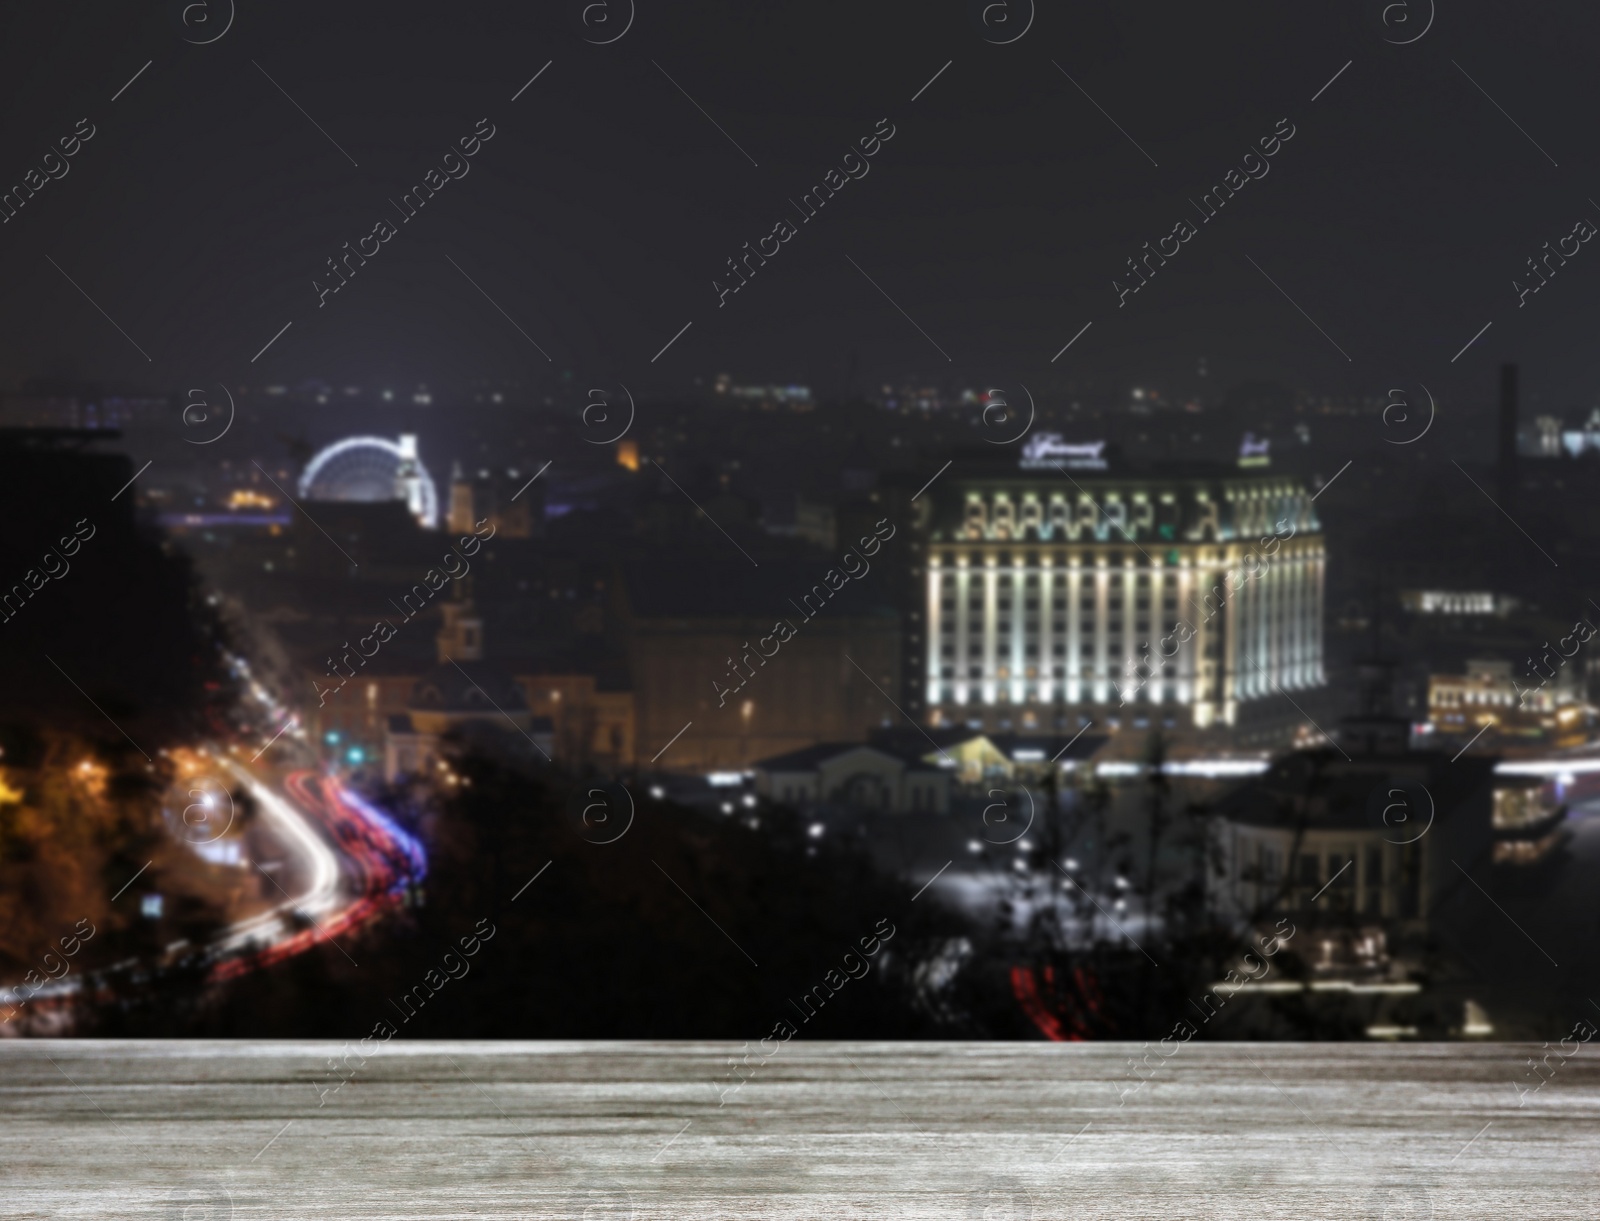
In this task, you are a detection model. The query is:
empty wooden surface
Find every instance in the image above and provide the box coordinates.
[2,1040,1597,1218]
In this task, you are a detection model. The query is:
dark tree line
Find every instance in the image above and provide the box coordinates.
[126,744,965,1039]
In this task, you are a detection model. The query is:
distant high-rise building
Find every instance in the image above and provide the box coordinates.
[915,457,1325,732]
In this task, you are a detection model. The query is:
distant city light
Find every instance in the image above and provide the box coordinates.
[1098,762,1142,777]
[1496,759,1600,776]
[1160,759,1272,778]
[1406,590,1497,614]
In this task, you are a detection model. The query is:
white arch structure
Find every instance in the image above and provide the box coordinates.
[297,434,438,528]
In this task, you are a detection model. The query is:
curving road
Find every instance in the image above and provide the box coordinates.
[1,749,426,1021]
[210,758,426,980]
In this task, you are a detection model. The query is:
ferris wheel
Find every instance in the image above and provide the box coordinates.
[297,434,438,528]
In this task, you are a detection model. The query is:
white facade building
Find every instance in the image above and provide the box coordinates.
[922,465,1325,731]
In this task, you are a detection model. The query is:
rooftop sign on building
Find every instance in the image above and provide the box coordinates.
[1238,432,1271,467]
[1019,434,1107,470]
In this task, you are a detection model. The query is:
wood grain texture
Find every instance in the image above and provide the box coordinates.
[2,1041,1596,1218]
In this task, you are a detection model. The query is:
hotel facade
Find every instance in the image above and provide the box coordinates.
[919,458,1325,732]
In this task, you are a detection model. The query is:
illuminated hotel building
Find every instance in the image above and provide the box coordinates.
[920,456,1324,731]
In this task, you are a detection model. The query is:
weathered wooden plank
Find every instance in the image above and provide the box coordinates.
[1,1041,1595,1218]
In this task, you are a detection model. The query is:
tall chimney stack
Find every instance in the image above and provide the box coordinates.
[1498,362,1518,506]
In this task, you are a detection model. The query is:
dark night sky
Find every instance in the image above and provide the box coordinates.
[2,1,1598,414]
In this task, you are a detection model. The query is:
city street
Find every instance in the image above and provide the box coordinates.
[0,748,423,1024]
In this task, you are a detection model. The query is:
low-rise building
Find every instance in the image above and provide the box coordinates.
[515,671,634,770]
[309,591,632,774]
[621,555,903,771]
[1209,749,1491,932]
[753,743,950,814]
[1399,590,1517,617]
[382,608,550,781]
[1427,658,1588,749]
[1208,671,1566,999]
[867,726,1107,786]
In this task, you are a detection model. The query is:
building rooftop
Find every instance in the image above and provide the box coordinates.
[754,741,944,773]
[1212,746,1497,832]
[409,661,528,714]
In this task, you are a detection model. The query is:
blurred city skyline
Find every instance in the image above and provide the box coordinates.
[5,0,1600,1052]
